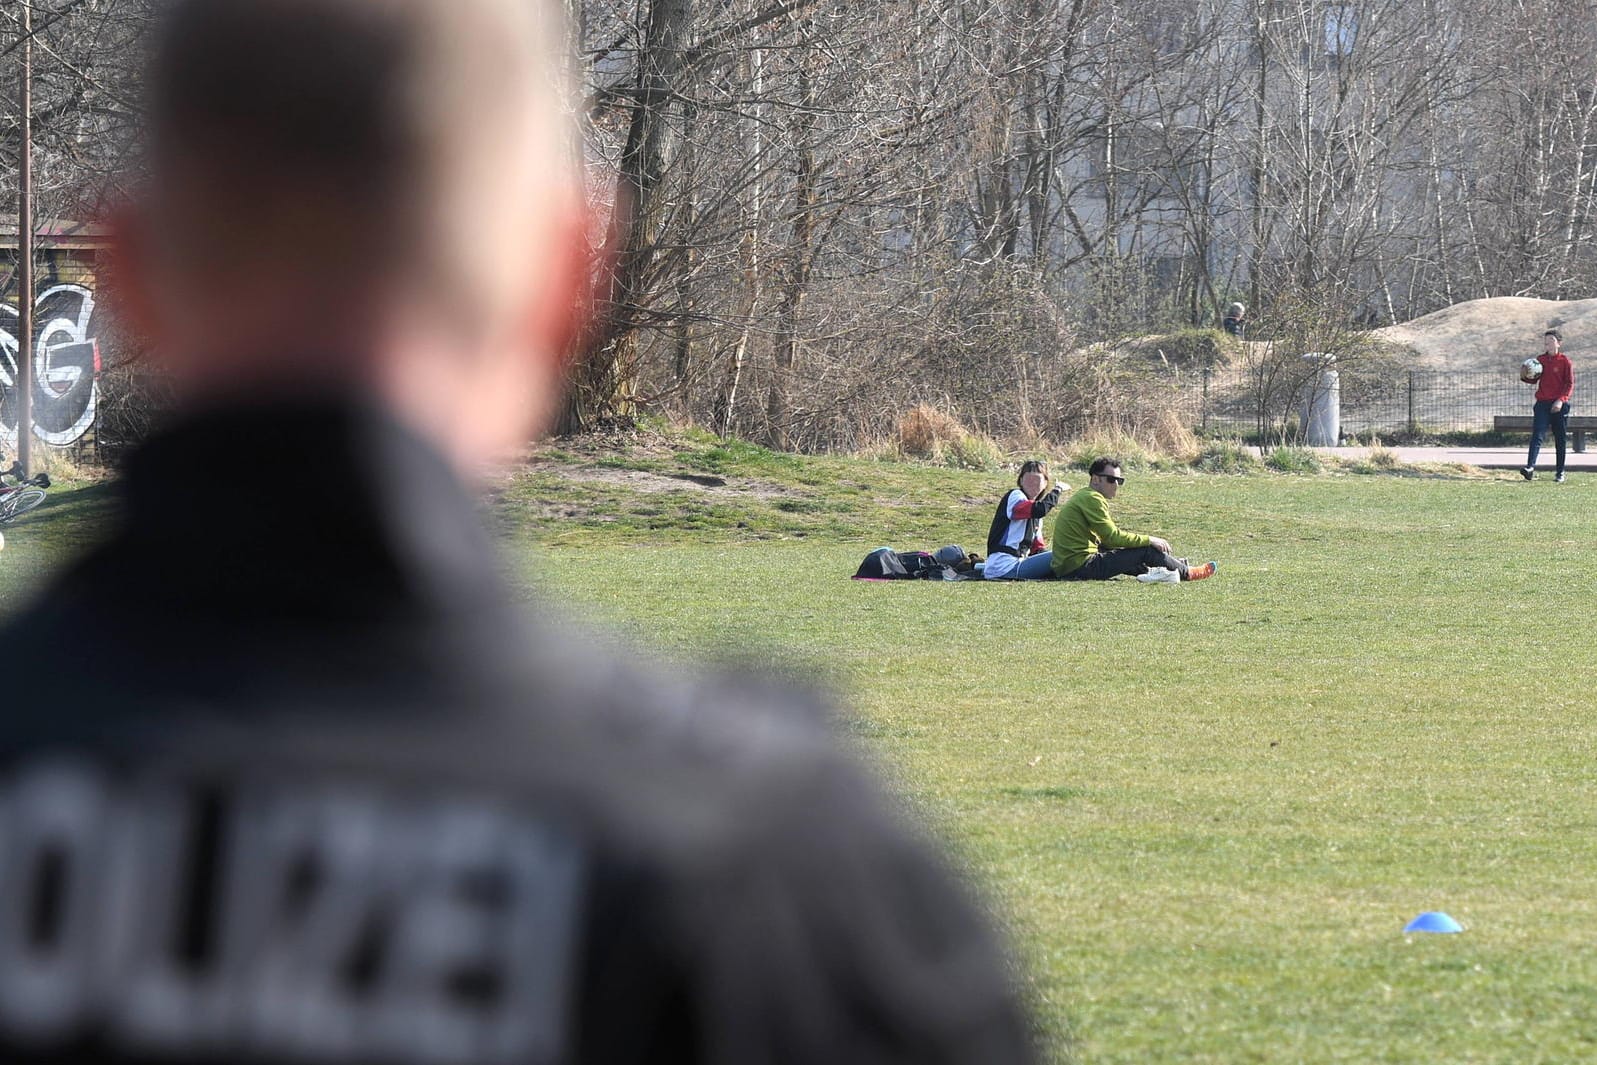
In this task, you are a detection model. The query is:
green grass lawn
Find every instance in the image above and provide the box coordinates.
[505,436,1597,1064]
[7,438,1597,1063]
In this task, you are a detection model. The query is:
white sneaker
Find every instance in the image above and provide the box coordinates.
[1137,567,1180,584]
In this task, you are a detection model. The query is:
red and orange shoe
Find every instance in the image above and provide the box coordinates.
[1182,560,1218,582]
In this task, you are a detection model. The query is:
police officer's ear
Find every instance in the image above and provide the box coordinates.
[534,202,608,378]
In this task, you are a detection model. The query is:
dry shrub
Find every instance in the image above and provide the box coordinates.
[897,404,965,457]
[894,404,1001,469]
[1005,421,1057,461]
[851,438,904,463]
[1062,413,1202,471]
[93,356,175,464]
[29,449,102,482]
[1147,408,1200,462]
[1064,427,1155,471]
[940,431,1002,470]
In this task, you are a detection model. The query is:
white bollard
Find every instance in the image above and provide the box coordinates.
[1300,354,1340,446]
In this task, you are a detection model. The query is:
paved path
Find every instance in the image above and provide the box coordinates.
[1307,446,1596,471]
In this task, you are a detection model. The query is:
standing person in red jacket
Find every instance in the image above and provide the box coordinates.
[1521,329,1575,482]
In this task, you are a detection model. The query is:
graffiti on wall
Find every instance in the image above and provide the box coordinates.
[0,277,101,449]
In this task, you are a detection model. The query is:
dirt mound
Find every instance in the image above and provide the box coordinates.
[1373,296,1597,372]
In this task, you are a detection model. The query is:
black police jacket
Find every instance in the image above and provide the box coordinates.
[0,399,1036,1065]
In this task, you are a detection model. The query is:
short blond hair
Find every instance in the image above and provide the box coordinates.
[146,0,570,292]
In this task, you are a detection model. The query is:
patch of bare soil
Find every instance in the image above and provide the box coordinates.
[533,464,795,500]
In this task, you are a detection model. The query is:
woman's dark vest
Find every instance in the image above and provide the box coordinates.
[987,490,1033,558]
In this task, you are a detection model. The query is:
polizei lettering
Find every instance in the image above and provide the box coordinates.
[0,758,584,1063]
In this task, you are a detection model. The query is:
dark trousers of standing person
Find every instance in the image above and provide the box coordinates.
[1528,398,1570,474]
[1061,545,1186,581]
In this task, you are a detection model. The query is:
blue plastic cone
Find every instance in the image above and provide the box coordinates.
[1404,911,1464,934]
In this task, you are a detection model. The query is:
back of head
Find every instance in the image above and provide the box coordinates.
[148,0,562,289]
[127,0,584,461]
[0,8,1038,1062]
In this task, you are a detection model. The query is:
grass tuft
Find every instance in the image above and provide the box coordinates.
[1264,444,1323,473]
[1367,444,1401,469]
[1063,429,1155,472]
[1194,438,1261,473]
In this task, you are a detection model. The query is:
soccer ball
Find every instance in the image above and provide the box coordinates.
[1521,357,1544,383]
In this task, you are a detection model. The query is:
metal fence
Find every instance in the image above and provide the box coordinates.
[1192,369,1594,439]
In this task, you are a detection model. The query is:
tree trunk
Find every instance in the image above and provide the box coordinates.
[1249,0,1270,311]
[672,93,699,401]
[558,0,694,435]
[713,44,763,438]
[765,50,817,452]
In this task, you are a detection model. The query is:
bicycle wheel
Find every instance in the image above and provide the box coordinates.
[0,489,47,524]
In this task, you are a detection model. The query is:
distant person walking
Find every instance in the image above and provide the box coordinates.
[1521,329,1575,482]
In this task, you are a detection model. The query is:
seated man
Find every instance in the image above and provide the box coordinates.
[1050,457,1216,582]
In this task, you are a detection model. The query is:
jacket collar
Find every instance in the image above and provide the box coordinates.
[121,396,508,622]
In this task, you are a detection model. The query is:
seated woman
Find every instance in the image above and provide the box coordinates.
[984,460,1065,580]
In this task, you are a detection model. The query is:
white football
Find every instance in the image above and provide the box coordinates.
[1521,357,1544,382]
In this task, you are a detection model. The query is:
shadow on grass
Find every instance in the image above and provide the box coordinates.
[998,785,1090,803]
[10,481,123,547]
[0,481,122,610]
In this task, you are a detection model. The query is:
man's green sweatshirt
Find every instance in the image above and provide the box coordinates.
[1050,487,1150,576]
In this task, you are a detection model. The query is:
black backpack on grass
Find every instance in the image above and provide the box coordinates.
[853,548,966,580]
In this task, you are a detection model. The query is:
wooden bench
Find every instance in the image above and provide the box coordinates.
[1493,414,1597,453]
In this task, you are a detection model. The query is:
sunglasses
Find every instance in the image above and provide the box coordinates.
[1100,474,1126,485]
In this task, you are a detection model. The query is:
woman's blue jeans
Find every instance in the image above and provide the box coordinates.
[1013,551,1055,579]
[1528,399,1570,472]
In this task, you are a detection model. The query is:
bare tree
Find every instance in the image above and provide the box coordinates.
[20,0,1597,452]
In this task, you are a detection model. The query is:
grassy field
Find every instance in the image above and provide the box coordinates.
[6,437,1597,1063]
[0,480,120,603]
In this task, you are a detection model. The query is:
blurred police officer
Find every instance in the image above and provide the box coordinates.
[0,1,1037,1063]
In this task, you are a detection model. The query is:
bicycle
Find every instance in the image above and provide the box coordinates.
[0,463,51,525]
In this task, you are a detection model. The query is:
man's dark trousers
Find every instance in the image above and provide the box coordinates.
[1528,398,1571,473]
[1061,545,1184,580]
